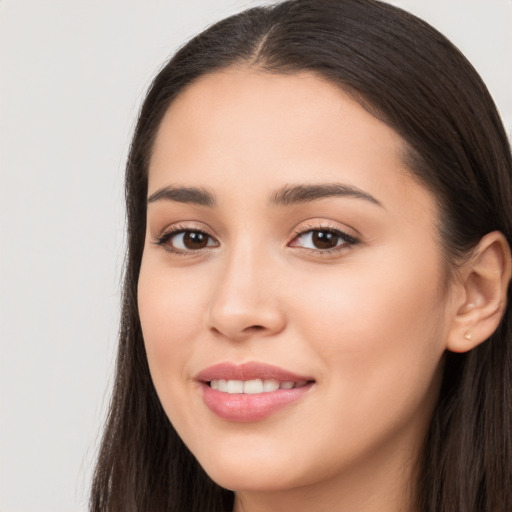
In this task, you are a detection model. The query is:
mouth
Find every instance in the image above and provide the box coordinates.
[196,362,315,422]
[209,378,310,394]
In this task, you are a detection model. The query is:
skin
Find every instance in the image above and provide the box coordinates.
[138,69,479,511]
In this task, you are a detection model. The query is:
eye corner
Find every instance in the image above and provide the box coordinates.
[151,225,219,255]
[289,224,359,254]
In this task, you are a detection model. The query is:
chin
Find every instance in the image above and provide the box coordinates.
[193,443,307,492]
[204,464,300,493]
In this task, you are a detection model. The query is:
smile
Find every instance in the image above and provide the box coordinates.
[196,362,315,422]
[209,378,309,394]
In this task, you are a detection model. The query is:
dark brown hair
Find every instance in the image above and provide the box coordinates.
[90,1,512,511]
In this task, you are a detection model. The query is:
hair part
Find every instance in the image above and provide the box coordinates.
[91,1,512,511]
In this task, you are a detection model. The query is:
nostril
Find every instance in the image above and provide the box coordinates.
[210,325,264,337]
[244,325,265,332]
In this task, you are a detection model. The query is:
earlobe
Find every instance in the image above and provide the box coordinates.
[446,231,511,353]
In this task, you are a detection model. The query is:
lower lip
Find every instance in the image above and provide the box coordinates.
[200,383,313,422]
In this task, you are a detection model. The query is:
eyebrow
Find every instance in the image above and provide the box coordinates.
[147,182,383,209]
[270,183,383,208]
[147,186,216,207]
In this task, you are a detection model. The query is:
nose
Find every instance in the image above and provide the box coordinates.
[206,244,286,341]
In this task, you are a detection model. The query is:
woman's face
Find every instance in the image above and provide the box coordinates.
[138,69,454,497]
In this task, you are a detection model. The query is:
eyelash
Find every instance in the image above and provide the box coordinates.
[290,224,359,254]
[152,225,217,255]
[153,224,359,256]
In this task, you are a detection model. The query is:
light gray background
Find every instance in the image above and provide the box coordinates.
[1,1,511,511]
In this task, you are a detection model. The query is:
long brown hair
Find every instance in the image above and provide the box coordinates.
[90,1,512,510]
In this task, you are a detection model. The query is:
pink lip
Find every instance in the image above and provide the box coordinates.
[195,362,315,422]
[196,361,313,383]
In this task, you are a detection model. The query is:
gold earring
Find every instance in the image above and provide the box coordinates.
[464,331,473,341]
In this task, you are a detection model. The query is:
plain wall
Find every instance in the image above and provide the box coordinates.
[1,1,510,511]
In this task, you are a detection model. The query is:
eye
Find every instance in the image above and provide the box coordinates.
[291,228,358,251]
[154,228,218,253]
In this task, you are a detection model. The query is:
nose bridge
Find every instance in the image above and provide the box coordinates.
[207,234,285,339]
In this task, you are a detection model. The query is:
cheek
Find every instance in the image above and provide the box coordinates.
[137,258,208,390]
[293,247,447,422]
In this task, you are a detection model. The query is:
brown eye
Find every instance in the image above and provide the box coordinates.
[157,229,218,252]
[311,231,339,249]
[182,231,210,249]
[292,229,357,251]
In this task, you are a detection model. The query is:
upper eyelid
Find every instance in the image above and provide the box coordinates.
[156,222,216,238]
[152,227,219,255]
[162,227,214,238]
[152,221,359,248]
[291,222,358,239]
[291,227,358,244]
[155,223,349,238]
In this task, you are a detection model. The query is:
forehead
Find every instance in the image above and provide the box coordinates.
[148,68,434,218]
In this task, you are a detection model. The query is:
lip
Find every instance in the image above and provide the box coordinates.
[196,361,314,383]
[196,362,315,422]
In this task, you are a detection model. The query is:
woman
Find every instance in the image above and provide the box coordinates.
[90,1,512,511]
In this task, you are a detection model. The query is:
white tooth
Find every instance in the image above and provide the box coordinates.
[280,381,295,389]
[262,379,280,392]
[210,380,219,390]
[218,379,228,392]
[243,379,264,394]
[227,380,244,394]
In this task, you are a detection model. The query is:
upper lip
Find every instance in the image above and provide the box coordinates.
[195,362,314,383]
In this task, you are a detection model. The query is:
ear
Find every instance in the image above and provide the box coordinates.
[446,231,511,353]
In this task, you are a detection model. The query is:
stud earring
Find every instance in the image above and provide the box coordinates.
[464,330,473,341]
